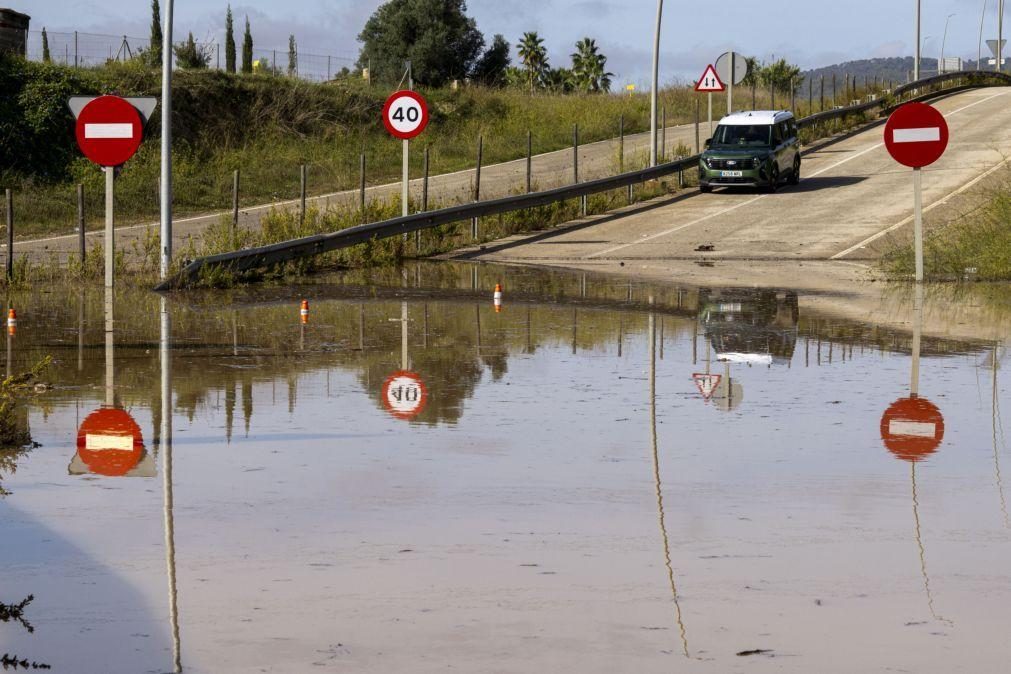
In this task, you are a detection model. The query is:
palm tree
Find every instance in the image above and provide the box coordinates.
[570,38,613,93]
[517,32,548,94]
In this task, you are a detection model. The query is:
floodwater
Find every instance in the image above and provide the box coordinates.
[1,263,1009,673]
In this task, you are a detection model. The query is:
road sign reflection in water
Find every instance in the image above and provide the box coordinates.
[70,407,151,477]
[382,371,429,420]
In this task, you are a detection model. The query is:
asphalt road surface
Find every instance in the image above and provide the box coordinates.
[471,88,1011,267]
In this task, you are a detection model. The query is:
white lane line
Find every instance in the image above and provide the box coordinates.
[830,154,1011,259]
[590,89,1009,260]
[84,123,134,139]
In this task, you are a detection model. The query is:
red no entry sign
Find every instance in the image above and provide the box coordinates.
[880,396,945,463]
[74,95,144,167]
[382,370,429,420]
[75,407,145,476]
[382,90,429,140]
[884,102,949,168]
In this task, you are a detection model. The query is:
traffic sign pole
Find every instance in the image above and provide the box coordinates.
[913,167,924,282]
[728,52,734,114]
[105,167,114,289]
[708,92,713,137]
[402,139,409,219]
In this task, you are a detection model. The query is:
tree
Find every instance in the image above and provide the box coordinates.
[517,32,548,94]
[357,0,485,87]
[174,32,210,69]
[570,38,612,93]
[760,58,803,94]
[288,34,297,76]
[149,0,163,65]
[542,66,574,93]
[224,5,236,73]
[470,34,510,86]
[41,28,51,63]
[241,16,253,73]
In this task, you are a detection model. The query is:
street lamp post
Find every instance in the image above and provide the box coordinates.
[980,0,988,71]
[650,0,663,167]
[940,14,956,74]
[160,0,173,280]
[915,0,921,81]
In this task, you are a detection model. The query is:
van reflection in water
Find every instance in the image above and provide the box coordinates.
[699,288,799,367]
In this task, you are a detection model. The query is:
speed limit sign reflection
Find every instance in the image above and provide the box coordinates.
[382,90,429,139]
[382,370,429,420]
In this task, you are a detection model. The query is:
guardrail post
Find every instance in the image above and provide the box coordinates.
[472,135,482,240]
[359,152,366,221]
[5,188,12,281]
[77,183,86,263]
[231,169,239,248]
[526,130,532,194]
[299,164,307,226]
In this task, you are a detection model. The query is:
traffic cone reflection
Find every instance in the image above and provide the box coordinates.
[300,299,309,324]
[493,283,502,313]
[7,308,16,335]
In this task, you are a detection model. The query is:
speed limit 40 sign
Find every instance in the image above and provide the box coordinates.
[382,90,429,139]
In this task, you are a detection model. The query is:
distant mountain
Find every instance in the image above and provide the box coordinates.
[799,56,994,92]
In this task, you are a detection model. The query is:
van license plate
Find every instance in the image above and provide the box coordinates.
[720,170,743,178]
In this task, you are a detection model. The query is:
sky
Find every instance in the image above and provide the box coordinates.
[21,0,1009,85]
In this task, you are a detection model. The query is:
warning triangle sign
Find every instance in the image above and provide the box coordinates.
[692,373,722,400]
[694,64,725,92]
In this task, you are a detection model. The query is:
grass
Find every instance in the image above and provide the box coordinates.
[882,163,1011,281]
[3,57,898,241]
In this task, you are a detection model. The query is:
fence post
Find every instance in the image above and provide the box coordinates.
[844,73,850,102]
[619,114,624,172]
[471,135,482,240]
[74,31,79,68]
[820,76,825,111]
[574,124,586,216]
[790,84,795,113]
[660,106,666,163]
[359,152,366,221]
[831,73,836,107]
[299,163,307,226]
[770,80,775,109]
[808,77,813,113]
[418,146,429,254]
[526,131,532,193]
[694,100,700,154]
[231,169,240,248]
[5,189,13,281]
[751,82,756,109]
[77,184,85,263]
[327,55,331,81]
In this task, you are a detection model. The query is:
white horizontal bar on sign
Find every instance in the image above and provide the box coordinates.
[84,123,134,139]
[893,127,941,143]
[888,420,936,438]
[85,433,134,450]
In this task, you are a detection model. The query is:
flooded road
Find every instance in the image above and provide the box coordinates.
[1,263,1010,673]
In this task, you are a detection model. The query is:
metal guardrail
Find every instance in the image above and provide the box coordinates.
[157,70,1011,290]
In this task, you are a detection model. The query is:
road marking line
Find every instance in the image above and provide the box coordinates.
[84,123,133,139]
[893,127,941,143]
[830,154,1011,259]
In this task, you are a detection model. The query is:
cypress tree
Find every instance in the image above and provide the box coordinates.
[150,0,163,65]
[224,5,236,73]
[241,16,253,73]
[41,27,51,63]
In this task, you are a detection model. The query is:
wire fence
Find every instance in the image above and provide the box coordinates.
[24,30,359,83]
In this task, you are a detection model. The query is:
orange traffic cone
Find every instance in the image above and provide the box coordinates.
[493,283,502,313]
[300,299,309,324]
[7,308,16,335]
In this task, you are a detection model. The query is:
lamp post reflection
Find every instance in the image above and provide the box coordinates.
[160,297,182,673]
[647,301,689,657]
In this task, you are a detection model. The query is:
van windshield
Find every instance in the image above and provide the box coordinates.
[711,124,772,148]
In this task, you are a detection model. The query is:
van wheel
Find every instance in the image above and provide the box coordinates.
[788,157,801,186]
[699,185,712,194]
[766,166,779,193]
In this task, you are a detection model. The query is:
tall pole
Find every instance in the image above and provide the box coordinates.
[160,297,181,673]
[728,52,734,114]
[940,14,955,74]
[105,167,114,289]
[979,0,988,70]
[160,0,174,280]
[650,0,663,167]
[915,0,922,81]
[1000,0,1005,73]
[913,167,924,282]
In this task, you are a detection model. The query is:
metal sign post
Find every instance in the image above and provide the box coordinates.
[884,102,950,282]
[382,89,429,223]
[105,168,115,289]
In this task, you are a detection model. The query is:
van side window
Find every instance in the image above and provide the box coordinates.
[772,123,783,144]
